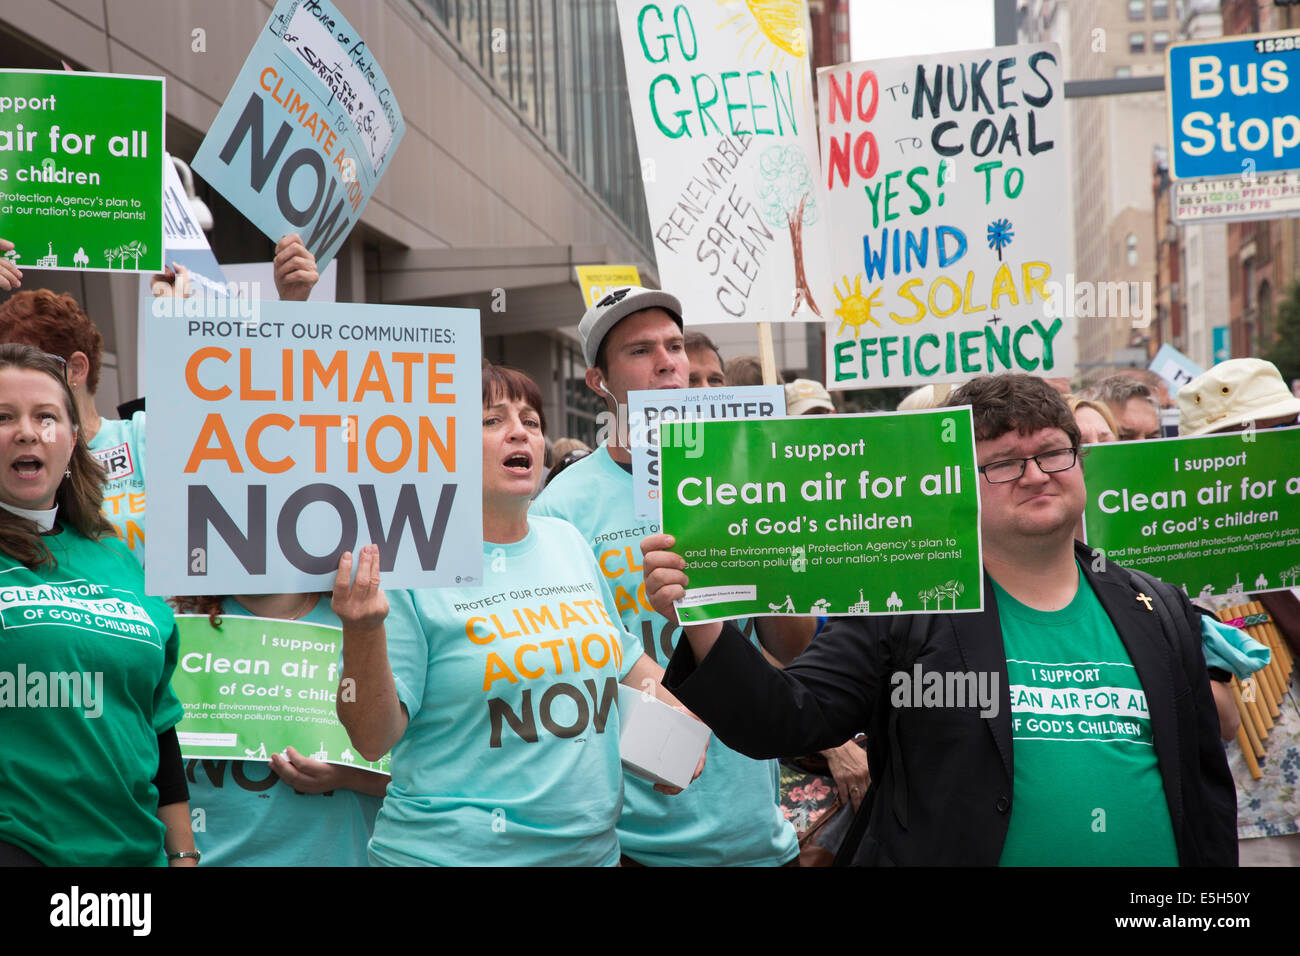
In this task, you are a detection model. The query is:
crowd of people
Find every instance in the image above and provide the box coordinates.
[0,237,1295,866]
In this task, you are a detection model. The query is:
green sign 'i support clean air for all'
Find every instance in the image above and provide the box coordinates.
[1083,427,1300,598]
[0,70,164,272]
[171,615,387,774]
[659,409,984,624]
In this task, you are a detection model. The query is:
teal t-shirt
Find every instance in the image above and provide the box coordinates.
[371,516,635,866]
[0,523,182,865]
[185,598,382,866]
[534,446,799,867]
[994,564,1180,866]
[88,413,146,564]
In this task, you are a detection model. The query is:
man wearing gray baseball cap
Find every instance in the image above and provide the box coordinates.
[534,286,801,866]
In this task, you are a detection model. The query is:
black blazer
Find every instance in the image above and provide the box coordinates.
[663,541,1238,866]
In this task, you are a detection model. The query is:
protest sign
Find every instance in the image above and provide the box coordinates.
[615,0,828,324]
[576,264,642,308]
[1148,342,1203,395]
[159,153,228,295]
[627,385,784,520]
[1082,428,1300,599]
[192,0,405,268]
[172,615,387,773]
[0,69,163,272]
[144,299,481,595]
[660,409,982,624]
[818,44,1072,389]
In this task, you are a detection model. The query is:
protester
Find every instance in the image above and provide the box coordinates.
[896,383,952,411]
[1066,395,1118,444]
[644,373,1237,865]
[534,286,805,866]
[0,289,148,561]
[684,331,726,388]
[0,344,195,866]
[1115,367,1174,408]
[170,592,386,866]
[1179,357,1300,866]
[785,378,834,415]
[1081,375,1161,441]
[332,364,700,865]
[725,354,780,387]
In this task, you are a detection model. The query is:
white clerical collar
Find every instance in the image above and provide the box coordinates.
[0,500,58,532]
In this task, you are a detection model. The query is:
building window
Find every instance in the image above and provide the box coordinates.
[558,339,601,446]
[1152,31,1170,53]
[1115,66,1132,78]
[1129,32,1146,54]
[1128,0,1145,20]
[1151,0,1168,18]
[1126,233,1138,267]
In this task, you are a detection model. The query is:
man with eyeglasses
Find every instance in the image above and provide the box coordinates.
[641,373,1237,865]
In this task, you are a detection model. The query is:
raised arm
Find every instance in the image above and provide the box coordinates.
[333,545,408,761]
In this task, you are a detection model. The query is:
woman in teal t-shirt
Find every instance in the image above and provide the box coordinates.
[170,592,387,866]
[0,344,195,866]
[331,366,701,866]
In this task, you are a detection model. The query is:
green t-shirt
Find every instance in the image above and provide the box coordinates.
[994,563,1179,866]
[0,522,183,865]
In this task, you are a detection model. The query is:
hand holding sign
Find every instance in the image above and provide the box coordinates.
[0,238,21,290]
[640,532,724,654]
[273,232,319,302]
[331,544,390,635]
[150,261,192,299]
[269,745,386,795]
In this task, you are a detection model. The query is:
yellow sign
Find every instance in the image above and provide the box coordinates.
[576,265,642,307]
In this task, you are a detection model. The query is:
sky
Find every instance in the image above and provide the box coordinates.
[850,0,996,62]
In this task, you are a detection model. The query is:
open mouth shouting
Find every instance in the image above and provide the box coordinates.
[11,455,45,480]
[503,450,532,475]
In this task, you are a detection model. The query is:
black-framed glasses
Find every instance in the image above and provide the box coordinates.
[978,447,1078,483]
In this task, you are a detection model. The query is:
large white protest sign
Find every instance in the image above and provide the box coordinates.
[144,300,480,595]
[615,0,827,324]
[819,44,1072,390]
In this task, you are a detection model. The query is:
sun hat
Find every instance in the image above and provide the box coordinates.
[578,286,683,367]
[785,378,834,415]
[1177,358,1300,436]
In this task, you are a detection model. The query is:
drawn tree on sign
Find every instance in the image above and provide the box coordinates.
[3,249,19,265]
[757,144,821,317]
[918,588,931,610]
[1281,564,1300,587]
[103,248,116,269]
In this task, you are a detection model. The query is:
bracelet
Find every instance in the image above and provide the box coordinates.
[167,849,201,863]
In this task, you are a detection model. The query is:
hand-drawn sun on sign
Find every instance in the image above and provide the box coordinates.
[834,274,882,339]
[719,0,809,82]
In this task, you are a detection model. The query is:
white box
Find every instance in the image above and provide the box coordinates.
[617,684,712,790]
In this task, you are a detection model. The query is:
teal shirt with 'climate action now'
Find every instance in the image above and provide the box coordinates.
[371,516,636,866]
[87,412,146,564]
[185,598,382,867]
[534,445,799,866]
